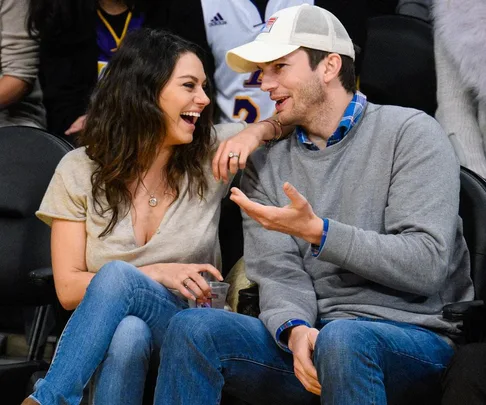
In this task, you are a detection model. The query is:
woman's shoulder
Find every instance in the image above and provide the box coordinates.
[56,147,97,178]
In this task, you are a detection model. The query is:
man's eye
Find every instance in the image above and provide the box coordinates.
[275,64,286,70]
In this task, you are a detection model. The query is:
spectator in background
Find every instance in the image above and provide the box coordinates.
[165,0,372,124]
[433,0,486,179]
[27,0,168,141]
[0,0,45,128]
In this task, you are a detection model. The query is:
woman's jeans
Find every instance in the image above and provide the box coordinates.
[91,315,153,405]
[156,310,455,405]
[30,260,188,405]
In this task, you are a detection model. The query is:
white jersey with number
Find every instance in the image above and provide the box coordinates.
[202,0,314,124]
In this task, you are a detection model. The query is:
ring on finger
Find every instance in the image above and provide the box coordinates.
[182,277,192,288]
[228,152,240,159]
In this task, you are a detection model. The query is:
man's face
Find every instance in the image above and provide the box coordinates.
[259,49,326,127]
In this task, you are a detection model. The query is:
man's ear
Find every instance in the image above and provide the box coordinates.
[321,53,342,84]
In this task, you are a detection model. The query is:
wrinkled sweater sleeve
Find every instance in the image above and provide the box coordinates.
[0,0,39,84]
[241,152,318,342]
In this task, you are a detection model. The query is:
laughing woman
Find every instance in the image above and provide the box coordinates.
[22,28,277,405]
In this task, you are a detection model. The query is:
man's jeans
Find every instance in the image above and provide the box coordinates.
[156,310,455,405]
[30,260,188,405]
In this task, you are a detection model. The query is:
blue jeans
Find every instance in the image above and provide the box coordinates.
[30,260,188,405]
[156,310,455,405]
[91,316,153,405]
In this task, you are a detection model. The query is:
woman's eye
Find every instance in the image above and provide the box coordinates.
[275,64,286,71]
[184,83,195,89]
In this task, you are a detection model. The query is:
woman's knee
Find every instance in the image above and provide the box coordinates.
[107,316,153,363]
[87,260,139,296]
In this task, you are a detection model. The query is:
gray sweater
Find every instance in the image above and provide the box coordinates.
[241,103,474,343]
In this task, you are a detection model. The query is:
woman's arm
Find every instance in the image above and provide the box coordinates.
[51,219,94,310]
[212,118,293,183]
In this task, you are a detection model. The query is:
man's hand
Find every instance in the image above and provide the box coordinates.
[65,114,87,135]
[230,182,323,245]
[288,325,321,395]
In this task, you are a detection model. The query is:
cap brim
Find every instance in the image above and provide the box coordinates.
[226,40,299,73]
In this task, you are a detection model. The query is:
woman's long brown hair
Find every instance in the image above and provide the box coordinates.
[77,29,215,237]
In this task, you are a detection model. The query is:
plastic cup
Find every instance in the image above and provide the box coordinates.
[188,281,230,309]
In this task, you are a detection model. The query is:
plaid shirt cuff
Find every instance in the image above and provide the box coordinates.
[311,218,329,256]
[275,319,312,353]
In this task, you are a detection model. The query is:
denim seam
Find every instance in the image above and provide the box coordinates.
[369,344,450,368]
[220,357,295,375]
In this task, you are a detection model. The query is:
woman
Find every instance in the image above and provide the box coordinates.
[22,28,277,405]
[27,0,168,139]
[433,0,486,179]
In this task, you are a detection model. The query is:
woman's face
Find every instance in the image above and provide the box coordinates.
[159,52,210,147]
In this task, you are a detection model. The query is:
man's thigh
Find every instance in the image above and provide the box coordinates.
[314,318,454,405]
[178,309,318,405]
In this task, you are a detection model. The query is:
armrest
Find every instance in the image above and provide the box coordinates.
[443,300,486,344]
[29,267,54,286]
[442,300,485,321]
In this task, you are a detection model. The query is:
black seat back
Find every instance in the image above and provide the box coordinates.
[359,14,436,116]
[459,167,486,302]
[0,126,73,306]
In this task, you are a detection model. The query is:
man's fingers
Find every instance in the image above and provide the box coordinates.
[283,182,307,207]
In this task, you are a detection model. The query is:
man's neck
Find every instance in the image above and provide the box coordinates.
[305,90,354,148]
[98,0,128,15]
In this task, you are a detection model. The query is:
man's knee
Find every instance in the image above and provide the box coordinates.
[166,309,230,347]
[314,320,378,366]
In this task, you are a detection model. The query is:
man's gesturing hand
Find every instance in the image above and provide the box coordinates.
[230,182,323,245]
[288,325,321,395]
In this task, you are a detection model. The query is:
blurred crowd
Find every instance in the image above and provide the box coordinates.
[1,0,484,179]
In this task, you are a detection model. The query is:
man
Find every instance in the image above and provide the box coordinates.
[164,0,372,124]
[156,5,474,404]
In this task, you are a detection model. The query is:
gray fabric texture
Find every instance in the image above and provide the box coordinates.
[433,0,486,178]
[0,0,45,128]
[241,102,474,344]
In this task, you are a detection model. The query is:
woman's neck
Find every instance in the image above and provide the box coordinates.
[98,0,129,15]
[142,147,173,190]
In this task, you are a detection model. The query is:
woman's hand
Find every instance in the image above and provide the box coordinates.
[141,263,223,301]
[212,120,278,184]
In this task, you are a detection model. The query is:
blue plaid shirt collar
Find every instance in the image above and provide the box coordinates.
[297,91,367,150]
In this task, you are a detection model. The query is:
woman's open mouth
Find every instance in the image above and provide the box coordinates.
[180,111,200,127]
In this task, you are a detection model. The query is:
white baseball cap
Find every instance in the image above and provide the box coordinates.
[226,4,355,73]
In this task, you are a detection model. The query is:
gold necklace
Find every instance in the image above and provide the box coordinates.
[140,179,164,207]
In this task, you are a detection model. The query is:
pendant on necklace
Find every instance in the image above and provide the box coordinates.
[148,195,158,207]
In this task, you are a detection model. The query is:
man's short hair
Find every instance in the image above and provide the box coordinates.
[301,47,356,94]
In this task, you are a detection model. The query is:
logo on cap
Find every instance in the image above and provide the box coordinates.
[262,17,278,33]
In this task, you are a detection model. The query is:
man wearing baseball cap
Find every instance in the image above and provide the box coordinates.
[156,4,473,404]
